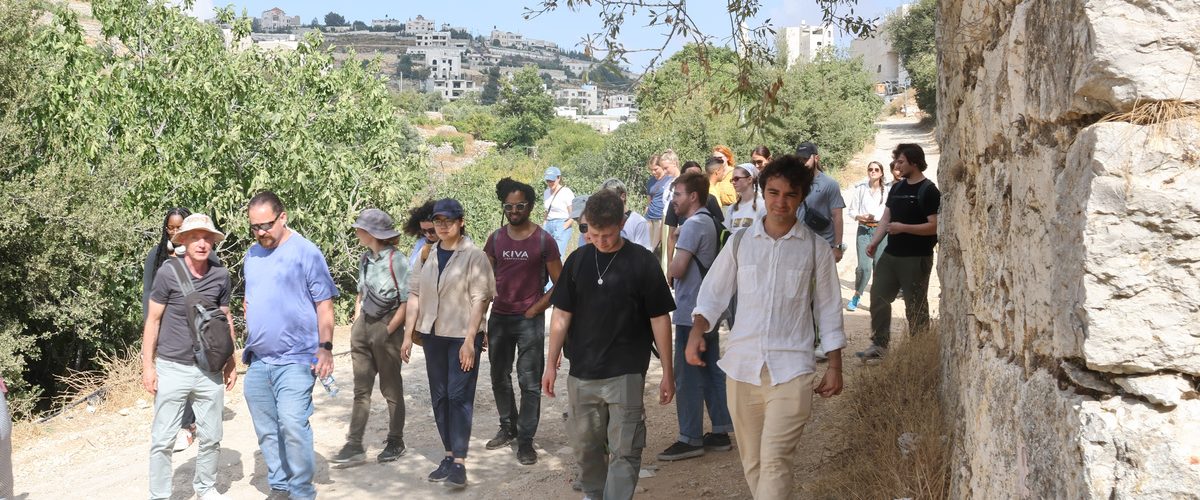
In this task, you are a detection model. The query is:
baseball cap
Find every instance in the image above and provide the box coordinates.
[432,198,464,219]
[544,166,562,181]
[795,142,819,159]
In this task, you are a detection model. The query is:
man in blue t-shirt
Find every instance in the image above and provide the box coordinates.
[859,144,940,360]
[242,191,338,500]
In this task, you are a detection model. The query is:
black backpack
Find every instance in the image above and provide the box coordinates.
[169,259,234,373]
[691,208,729,278]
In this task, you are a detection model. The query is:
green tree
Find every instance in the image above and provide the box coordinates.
[352,20,368,31]
[494,66,554,150]
[480,67,500,105]
[309,17,319,27]
[0,0,425,417]
[885,0,936,117]
[324,11,346,27]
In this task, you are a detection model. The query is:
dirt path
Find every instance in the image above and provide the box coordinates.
[13,115,939,499]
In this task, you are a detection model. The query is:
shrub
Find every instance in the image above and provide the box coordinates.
[431,131,469,154]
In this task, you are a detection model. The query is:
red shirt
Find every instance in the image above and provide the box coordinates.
[484,225,560,315]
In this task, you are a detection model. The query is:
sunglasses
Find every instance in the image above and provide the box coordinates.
[249,215,280,234]
[502,202,530,212]
[868,168,882,172]
[579,223,589,233]
[732,175,751,181]
[711,156,726,163]
[421,228,437,236]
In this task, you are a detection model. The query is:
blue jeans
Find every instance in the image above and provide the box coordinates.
[673,325,733,445]
[423,333,484,458]
[853,225,887,297]
[243,356,317,500]
[487,313,545,441]
[544,218,571,261]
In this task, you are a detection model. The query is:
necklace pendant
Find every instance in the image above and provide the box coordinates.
[597,278,604,285]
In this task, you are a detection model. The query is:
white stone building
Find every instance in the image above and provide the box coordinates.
[849,4,912,89]
[405,15,435,34]
[776,23,834,68]
[554,85,599,113]
[372,18,401,29]
[603,93,635,109]
[490,29,524,47]
[259,7,299,31]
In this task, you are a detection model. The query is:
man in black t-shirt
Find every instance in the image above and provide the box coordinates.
[858,143,940,359]
[543,190,676,500]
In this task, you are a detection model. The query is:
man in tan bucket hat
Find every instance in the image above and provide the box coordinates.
[141,213,237,500]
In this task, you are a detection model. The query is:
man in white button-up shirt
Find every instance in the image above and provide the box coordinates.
[686,154,846,500]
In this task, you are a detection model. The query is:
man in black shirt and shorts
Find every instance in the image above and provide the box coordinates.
[859,143,940,359]
[542,189,677,500]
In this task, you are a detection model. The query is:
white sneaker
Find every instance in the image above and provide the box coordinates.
[198,489,232,500]
[173,427,195,452]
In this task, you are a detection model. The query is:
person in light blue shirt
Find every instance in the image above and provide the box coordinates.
[242,191,338,500]
[403,200,438,270]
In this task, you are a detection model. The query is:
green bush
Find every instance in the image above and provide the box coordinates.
[431,132,468,154]
[0,0,426,417]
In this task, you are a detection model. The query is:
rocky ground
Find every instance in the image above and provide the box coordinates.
[12,115,938,499]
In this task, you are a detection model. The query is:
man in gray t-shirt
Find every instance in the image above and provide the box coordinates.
[794,142,847,262]
[140,214,236,500]
[658,171,734,461]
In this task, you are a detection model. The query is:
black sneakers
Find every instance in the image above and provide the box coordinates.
[329,443,366,465]
[428,456,454,482]
[485,428,516,450]
[516,440,538,465]
[702,432,732,451]
[444,463,467,489]
[377,439,406,463]
[656,441,705,461]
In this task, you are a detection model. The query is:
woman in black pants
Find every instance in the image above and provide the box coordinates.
[401,198,496,490]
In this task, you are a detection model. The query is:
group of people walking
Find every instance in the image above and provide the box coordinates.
[138,140,939,500]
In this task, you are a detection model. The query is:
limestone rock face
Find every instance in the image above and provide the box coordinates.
[939,0,1200,497]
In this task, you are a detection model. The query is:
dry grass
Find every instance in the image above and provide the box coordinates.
[883,89,917,117]
[1099,99,1200,127]
[53,347,144,418]
[809,329,952,499]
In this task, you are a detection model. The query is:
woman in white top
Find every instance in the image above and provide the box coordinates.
[724,163,766,234]
[846,161,891,311]
[541,166,575,261]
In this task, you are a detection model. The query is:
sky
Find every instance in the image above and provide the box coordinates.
[187,0,910,70]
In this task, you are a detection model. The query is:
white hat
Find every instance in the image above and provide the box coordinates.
[172,214,225,244]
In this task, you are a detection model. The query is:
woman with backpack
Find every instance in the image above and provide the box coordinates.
[330,208,411,466]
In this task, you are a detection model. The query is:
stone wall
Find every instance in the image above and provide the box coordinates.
[937,0,1200,497]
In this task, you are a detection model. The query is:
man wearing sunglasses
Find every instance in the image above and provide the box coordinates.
[242,191,338,500]
[482,178,563,465]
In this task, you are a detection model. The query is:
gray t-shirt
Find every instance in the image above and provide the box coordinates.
[673,208,718,326]
[796,171,846,246]
[149,259,231,366]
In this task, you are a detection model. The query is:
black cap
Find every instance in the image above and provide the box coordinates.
[432,198,465,219]
[795,141,819,159]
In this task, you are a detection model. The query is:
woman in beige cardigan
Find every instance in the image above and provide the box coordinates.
[401,198,496,490]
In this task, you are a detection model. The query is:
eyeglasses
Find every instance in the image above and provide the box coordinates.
[732,175,751,182]
[432,218,458,228]
[421,228,437,236]
[249,215,281,234]
[502,202,530,212]
[579,223,589,233]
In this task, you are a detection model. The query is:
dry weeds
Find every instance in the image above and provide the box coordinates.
[810,330,952,500]
[53,347,144,418]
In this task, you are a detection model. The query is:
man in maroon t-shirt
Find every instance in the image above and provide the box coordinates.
[483,177,563,465]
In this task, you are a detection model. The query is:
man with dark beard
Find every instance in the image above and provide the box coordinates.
[482,178,563,464]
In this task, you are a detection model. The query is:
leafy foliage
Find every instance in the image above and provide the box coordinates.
[324,12,346,27]
[0,0,425,417]
[494,66,555,149]
[885,0,937,117]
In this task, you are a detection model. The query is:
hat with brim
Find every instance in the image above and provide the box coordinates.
[351,208,401,240]
[569,195,590,219]
[172,214,225,245]
[432,198,465,219]
[544,166,562,181]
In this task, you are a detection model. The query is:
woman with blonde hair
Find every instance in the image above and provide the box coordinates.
[846,161,892,311]
[645,152,675,251]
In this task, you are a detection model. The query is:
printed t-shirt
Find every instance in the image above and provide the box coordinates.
[485,225,561,315]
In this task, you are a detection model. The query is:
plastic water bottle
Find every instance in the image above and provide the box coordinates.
[312,357,338,397]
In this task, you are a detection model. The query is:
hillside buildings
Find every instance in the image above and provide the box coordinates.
[405,15,436,33]
[372,17,401,29]
[849,3,912,90]
[259,7,300,31]
[775,23,833,68]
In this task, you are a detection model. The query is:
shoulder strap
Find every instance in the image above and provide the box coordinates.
[170,259,196,297]
[388,250,400,292]
[916,179,932,215]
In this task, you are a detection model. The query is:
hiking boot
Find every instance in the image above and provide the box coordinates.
[428,456,454,482]
[444,463,467,489]
[516,440,538,465]
[485,428,516,450]
[846,295,860,311]
[377,439,406,463]
[702,432,732,452]
[329,442,366,465]
[656,441,705,461]
[856,345,887,360]
[265,489,289,500]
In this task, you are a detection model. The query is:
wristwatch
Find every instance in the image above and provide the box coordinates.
[833,243,847,252]
[319,341,333,351]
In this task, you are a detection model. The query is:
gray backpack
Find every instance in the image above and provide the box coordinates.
[169,259,234,373]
